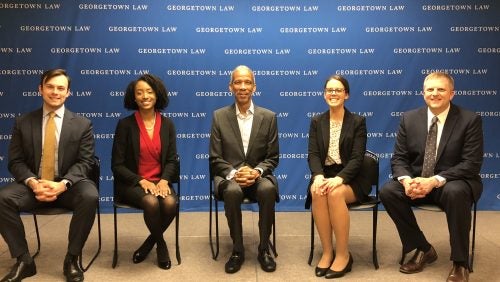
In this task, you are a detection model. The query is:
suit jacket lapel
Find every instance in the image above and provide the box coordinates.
[247,107,263,156]
[131,119,140,167]
[417,108,429,153]
[58,109,73,170]
[228,104,245,156]
[436,104,458,162]
[320,112,329,158]
[159,118,169,166]
[339,110,353,148]
[33,109,43,171]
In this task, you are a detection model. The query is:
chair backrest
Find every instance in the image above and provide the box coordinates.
[171,154,181,185]
[90,156,101,190]
[363,150,379,197]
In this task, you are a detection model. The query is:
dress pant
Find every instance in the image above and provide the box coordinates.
[220,177,277,255]
[0,180,98,258]
[380,179,472,262]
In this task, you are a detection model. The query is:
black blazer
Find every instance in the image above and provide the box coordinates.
[209,103,279,199]
[305,109,367,208]
[8,107,95,184]
[391,103,483,201]
[111,113,177,192]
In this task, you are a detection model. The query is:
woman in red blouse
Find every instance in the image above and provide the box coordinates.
[112,74,178,270]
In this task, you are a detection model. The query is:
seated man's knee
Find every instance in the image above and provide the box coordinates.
[222,182,243,202]
[379,181,401,203]
[441,182,471,204]
[256,180,277,202]
[78,182,99,205]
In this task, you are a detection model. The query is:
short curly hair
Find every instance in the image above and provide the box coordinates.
[123,74,169,110]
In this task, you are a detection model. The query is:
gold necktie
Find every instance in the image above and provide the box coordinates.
[41,112,56,180]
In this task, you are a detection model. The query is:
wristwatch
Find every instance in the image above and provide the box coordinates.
[62,179,72,190]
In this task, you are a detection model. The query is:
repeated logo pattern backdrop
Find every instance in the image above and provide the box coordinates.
[0,1,499,212]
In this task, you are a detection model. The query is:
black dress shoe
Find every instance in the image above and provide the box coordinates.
[315,251,335,277]
[156,244,171,270]
[315,266,329,277]
[225,252,244,274]
[1,260,36,282]
[63,254,84,282]
[399,245,438,274]
[447,263,469,282]
[132,235,155,264]
[325,253,353,279]
[257,249,276,272]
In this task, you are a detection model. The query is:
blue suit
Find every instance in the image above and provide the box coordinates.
[0,108,98,258]
[380,103,483,262]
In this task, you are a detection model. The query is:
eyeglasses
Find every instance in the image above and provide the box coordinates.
[232,80,254,86]
[325,88,345,95]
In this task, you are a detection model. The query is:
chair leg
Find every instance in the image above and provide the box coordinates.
[209,195,220,260]
[372,205,379,269]
[308,212,314,265]
[209,195,215,259]
[175,202,181,265]
[469,204,477,273]
[80,204,102,272]
[215,198,219,259]
[269,213,278,257]
[112,206,119,268]
[32,214,41,259]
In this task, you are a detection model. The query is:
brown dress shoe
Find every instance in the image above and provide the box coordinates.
[399,246,438,274]
[447,263,469,282]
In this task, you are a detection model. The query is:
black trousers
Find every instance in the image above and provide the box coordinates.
[220,177,277,255]
[380,179,472,262]
[0,180,98,258]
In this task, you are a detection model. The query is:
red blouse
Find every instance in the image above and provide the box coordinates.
[134,111,162,181]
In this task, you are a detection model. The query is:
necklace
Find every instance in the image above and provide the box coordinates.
[145,115,156,131]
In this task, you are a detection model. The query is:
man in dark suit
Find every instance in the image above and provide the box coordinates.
[380,72,483,282]
[0,69,98,282]
[209,65,279,274]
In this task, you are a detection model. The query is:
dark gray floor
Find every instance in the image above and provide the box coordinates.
[1,211,498,281]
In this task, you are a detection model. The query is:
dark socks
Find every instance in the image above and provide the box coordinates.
[418,243,431,253]
[18,252,33,264]
[454,261,468,268]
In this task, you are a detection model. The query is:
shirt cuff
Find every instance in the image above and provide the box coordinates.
[226,169,237,180]
[433,175,446,187]
[397,175,410,183]
[254,167,263,176]
[61,179,72,190]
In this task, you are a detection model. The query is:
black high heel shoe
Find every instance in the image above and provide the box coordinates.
[315,251,336,277]
[156,242,171,270]
[132,235,155,264]
[315,265,330,277]
[325,253,353,279]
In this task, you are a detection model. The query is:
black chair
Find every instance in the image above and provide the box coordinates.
[307,150,380,269]
[31,156,102,272]
[112,155,181,268]
[209,168,277,260]
[400,202,477,272]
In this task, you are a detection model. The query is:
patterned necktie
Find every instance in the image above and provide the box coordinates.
[421,116,438,177]
[41,112,56,180]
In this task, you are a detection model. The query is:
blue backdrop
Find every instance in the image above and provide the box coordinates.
[0,1,499,212]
